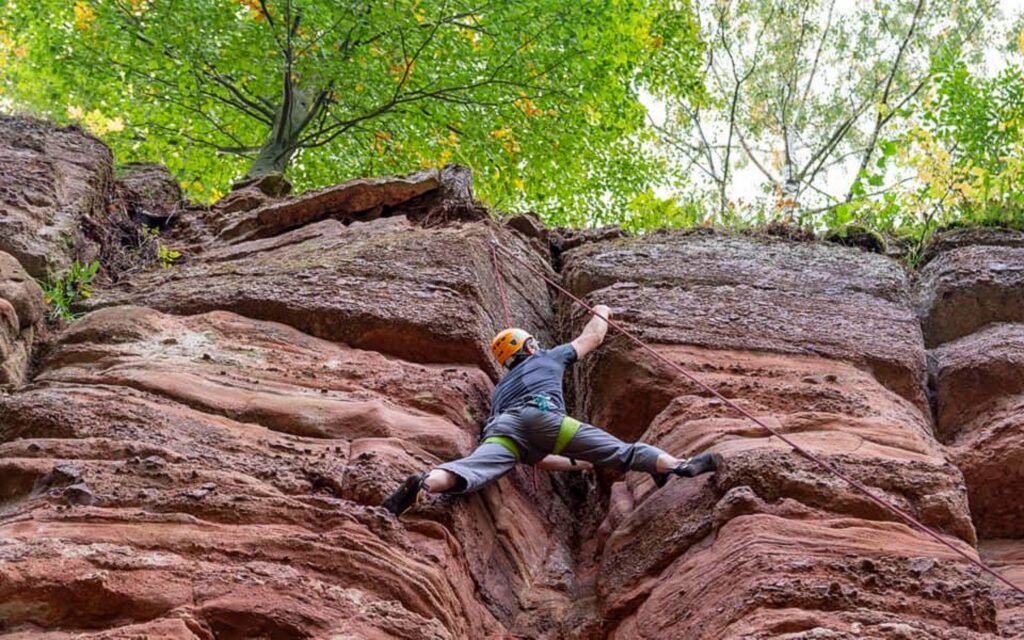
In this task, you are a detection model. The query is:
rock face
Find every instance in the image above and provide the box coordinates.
[87,217,552,379]
[559,231,994,638]
[0,118,1019,638]
[116,162,183,227]
[917,239,1024,348]
[920,228,1024,635]
[0,116,114,277]
[0,250,45,385]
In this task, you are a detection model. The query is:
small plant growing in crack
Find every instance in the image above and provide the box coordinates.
[38,260,100,322]
[142,226,181,268]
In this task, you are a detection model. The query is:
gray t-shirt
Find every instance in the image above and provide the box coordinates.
[488,343,578,419]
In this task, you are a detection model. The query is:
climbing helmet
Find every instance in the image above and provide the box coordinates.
[491,328,534,366]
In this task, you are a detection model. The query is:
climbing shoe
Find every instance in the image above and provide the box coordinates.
[651,452,720,489]
[674,452,718,477]
[382,472,428,517]
[651,471,670,489]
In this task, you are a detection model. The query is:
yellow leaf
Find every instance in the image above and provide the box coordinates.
[73,1,97,31]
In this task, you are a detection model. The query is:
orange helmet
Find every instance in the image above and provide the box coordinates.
[491,328,534,366]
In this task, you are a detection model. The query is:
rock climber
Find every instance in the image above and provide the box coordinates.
[383,304,719,516]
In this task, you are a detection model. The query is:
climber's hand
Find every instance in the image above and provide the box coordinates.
[536,455,593,472]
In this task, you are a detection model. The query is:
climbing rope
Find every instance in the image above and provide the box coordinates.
[489,239,1024,598]
[489,241,541,492]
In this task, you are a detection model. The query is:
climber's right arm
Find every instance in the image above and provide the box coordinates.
[570,304,611,359]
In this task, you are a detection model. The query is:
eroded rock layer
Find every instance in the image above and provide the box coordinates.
[0,119,1019,638]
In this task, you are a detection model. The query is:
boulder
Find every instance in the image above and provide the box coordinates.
[213,163,482,244]
[0,116,113,277]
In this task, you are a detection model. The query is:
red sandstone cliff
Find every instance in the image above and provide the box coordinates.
[0,116,1020,638]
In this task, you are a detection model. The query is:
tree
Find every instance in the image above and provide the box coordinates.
[650,0,997,220]
[0,0,702,223]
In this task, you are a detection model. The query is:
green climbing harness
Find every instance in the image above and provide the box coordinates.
[481,405,581,463]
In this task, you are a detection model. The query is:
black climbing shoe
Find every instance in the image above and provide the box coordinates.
[382,472,428,517]
[674,452,718,478]
[651,453,719,489]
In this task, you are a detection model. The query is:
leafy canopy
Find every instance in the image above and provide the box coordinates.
[1,0,703,225]
[652,0,997,220]
[831,45,1024,263]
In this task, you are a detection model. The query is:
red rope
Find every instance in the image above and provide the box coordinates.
[490,239,1024,598]
[490,241,540,492]
[489,243,513,328]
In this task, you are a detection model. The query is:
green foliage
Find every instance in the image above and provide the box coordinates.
[142,226,181,268]
[830,45,1024,264]
[157,243,182,268]
[654,0,996,217]
[1,0,704,224]
[39,260,100,322]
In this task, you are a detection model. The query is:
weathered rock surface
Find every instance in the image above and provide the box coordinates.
[116,162,182,226]
[562,232,928,438]
[981,540,1024,638]
[0,116,113,277]
[917,237,1024,348]
[87,217,552,379]
[213,163,482,245]
[0,305,575,637]
[919,231,1024,636]
[559,231,994,638]
[0,250,45,385]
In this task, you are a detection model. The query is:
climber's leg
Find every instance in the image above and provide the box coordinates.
[557,420,665,474]
[435,441,519,494]
[382,441,519,516]
[555,419,719,487]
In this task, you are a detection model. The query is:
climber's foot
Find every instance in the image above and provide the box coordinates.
[674,452,719,478]
[382,472,428,516]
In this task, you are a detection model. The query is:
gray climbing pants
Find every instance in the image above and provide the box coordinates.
[437,403,664,494]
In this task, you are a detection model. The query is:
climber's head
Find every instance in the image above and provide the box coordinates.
[491,328,536,368]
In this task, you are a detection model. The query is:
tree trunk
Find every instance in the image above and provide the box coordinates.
[238,79,314,187]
